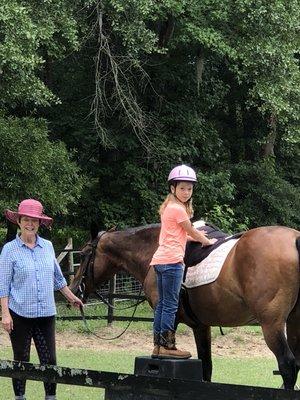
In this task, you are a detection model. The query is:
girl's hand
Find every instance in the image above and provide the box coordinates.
[1,312,13,334]
[179,220,218,247]
[202,238,218,247]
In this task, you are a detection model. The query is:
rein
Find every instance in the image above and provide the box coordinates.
[79,284,145,341]
[94,288,146,310]
[77,231,150,340]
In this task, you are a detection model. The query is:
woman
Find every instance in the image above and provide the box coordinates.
[0,199,83,400]
[150,165,217,359]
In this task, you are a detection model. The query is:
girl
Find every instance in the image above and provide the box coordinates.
[150,165,217,359]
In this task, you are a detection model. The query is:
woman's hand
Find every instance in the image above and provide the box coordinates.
[1,312,13,334]
[60,286,84,309]
[70,296,84,309]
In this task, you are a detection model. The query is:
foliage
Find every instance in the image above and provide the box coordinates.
[0,0,80,107]
[0,227,7,245]
[0,0,299,232]
[50,227,89,252]
[0,115,83,216]
[205,205,249,234]
[60,0,298,230]
[231,160,300,228]
[83,0,300,145]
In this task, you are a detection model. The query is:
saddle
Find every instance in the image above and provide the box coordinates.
[183,223,244,282]
[179,223,244,326]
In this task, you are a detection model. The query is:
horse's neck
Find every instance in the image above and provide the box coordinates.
[113,229,159,283]
[122,256,152,284]
[119,250,159,308]
[121,258,157,307]
[106,227,159,304]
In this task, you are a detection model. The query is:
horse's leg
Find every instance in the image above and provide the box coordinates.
[286,302,300,379]
[192,324,212,382]
[261,322,297,389]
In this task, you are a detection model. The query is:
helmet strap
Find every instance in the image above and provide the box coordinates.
[169,183,179,201]
[170,183,187,206]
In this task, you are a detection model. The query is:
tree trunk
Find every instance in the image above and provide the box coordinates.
[158,15,175,47]
[262,113,276,157]
[196,47,204,94]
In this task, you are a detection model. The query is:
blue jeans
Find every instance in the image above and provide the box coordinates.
[153,263,184,334]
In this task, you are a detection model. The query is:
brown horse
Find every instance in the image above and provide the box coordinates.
[69,223,300,389]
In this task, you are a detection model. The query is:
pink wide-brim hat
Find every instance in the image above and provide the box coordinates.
[4,199,53,227]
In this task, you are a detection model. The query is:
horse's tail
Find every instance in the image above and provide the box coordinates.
[297,237,300,267]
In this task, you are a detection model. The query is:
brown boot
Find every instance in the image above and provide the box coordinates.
[158,330,191,359]
[151,332,160,358]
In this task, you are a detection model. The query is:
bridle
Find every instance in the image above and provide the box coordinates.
[77,231,105,302]
[78,231,146,309]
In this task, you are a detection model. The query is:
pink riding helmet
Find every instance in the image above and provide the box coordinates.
[168,164,197,183]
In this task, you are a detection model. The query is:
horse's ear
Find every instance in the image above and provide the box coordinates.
[108,226,116,232]
[90,221,99,240]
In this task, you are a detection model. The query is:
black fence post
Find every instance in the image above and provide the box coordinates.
[107,276,116,325]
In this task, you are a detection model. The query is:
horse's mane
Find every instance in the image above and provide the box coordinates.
[115,223,160,235]
[112,221,226,237]
[103,224,160,260]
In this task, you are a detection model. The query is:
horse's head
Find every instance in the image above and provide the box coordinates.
[69,223,119,302]
[69,223,161,303]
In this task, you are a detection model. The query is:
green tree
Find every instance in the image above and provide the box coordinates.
[0,0,80,107]
[6,0,298,231]
[232,160,300,228]
[0,115,83,215]
[0,1,85,227]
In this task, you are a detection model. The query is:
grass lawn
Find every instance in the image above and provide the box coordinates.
[0,345,285,400]
[0,303,291,398]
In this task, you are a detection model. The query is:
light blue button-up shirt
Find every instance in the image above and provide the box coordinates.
[0,234,67,318]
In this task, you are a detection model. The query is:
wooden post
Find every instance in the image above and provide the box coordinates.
[57,239,74,285]
[107,275,116,326]
[68,238,74,283]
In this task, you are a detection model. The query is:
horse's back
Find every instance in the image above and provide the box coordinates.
[234,226,300,268]
[187,226,300,326]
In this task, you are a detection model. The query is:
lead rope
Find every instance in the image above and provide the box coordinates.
[94,289,146,310]
[79,287,142,340]
[79,266,151,340]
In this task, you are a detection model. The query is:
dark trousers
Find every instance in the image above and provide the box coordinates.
[9,309,57,396]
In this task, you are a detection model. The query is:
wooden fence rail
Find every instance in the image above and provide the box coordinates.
[0,359,298,400]
[56,239,80,283]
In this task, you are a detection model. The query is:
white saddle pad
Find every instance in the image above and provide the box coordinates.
[184,239,239,288]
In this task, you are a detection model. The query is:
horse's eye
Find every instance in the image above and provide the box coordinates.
[79,252,85,261]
